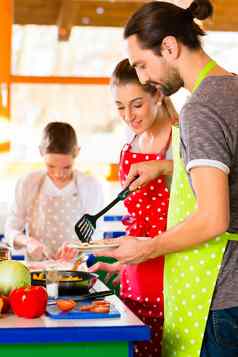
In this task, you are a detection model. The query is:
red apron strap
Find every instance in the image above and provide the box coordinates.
[159,129,172,158]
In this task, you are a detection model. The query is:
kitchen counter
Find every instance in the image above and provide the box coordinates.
[0,280,150,357]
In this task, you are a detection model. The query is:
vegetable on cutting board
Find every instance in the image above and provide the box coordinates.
[10,286,48,318]
[79,300,110,313]
[56,299,111,313]
[56,299,77,312]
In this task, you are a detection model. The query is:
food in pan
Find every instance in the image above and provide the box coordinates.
[32,272,83,282]
[31,270,97,296]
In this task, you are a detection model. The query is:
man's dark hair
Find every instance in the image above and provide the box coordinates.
[124,0,213,54]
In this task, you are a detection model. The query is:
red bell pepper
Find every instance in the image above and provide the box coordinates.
[10,286,48,318]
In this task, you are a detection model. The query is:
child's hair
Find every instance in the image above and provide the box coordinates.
[40,122,78,156]
[111,58,178,124]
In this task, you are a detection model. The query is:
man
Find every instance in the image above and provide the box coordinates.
[98,1,238,356]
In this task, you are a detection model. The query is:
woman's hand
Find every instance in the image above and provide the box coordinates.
[54,242,78,261]
[89,261,122,286]
[124,160,173,191]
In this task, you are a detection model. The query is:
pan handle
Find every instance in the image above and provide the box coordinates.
[48,289,113,305]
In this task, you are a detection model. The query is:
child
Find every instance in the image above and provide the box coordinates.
[5,122,104,261]
[90,59,177,356]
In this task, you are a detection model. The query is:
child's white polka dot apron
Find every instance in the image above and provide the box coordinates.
[29,174,82,257]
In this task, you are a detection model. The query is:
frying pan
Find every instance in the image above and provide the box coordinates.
[31,270,97,296]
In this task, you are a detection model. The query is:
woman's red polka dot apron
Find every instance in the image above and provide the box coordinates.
[119,134,171,356]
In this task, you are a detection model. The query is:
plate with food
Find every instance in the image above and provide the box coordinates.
[68,239,120,252]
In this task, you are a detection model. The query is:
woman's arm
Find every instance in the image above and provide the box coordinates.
[124,159,173,191]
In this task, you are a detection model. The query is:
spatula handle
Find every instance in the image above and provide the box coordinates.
[117,174,139,200]
[93,175,139,220]
[93,196,122,220]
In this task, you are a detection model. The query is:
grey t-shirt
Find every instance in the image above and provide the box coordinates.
[180,75,238,310]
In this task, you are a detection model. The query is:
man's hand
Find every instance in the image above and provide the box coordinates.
[94,237,157,265]
[124,160,173,191]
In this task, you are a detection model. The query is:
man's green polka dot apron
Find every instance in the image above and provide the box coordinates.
[162,61,238,357]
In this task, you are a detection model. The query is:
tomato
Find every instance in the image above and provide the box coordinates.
[10,286,48,318]
[56,299,76,312]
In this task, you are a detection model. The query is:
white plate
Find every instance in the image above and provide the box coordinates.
[68,241,120,252]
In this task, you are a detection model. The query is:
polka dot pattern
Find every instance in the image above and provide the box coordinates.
[122,298,163,357]
[162,127,229,357]
[119,141,169,303]
[29,182,82,257]
[119,139,171,356]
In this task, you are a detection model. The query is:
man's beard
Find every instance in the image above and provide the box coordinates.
[160,78,183,96]
[148,68,184,96]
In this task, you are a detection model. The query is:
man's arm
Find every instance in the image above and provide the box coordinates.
[97,166,229,264]
[149,166,229,257]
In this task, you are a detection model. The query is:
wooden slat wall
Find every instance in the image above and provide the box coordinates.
[0,0,12,152]
[209,0,238,31]
[14,0,142,27]
[0,1,11,106]
[14,0,238,31]
[11,75,110,85]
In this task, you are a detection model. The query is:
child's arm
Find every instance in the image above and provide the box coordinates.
[4,173,49,260]
[4,176,29,249]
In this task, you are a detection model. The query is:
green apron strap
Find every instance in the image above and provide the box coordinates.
[192,60,217,92]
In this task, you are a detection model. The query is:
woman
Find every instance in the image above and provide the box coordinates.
[5,122,104,261]
[91,59,177,356]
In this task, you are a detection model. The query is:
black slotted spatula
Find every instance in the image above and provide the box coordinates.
[75,176,138,243]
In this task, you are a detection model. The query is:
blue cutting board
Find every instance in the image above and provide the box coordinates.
[47,301,121,319]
